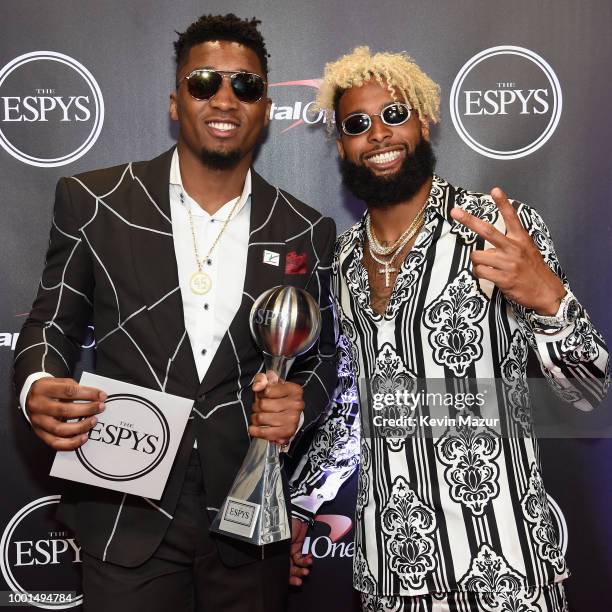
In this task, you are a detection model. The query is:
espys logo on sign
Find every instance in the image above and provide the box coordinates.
[450,46,562,159]
[0,51,104,167]
[0,496,82,609]
[76,394,170,481]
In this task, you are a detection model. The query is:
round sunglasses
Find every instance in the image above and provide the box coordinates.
[177,69,267,104]
[341,102,412,136]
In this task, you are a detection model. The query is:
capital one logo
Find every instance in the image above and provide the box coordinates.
[76,394,170,481]
[2,321,96,352]
[0,496,82,609]
[0,51,104,167]
[450,46,562,159]
[269,79,328,133]
[0,332,19,351]
[302,514,354,558]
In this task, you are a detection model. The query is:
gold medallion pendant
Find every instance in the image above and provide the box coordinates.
[190,271,212,295]
[184,186,242,297]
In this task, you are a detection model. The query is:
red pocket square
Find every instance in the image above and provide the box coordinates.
[285,251,308,274]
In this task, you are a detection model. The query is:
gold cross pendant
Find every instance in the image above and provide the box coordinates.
[378,262,397,287]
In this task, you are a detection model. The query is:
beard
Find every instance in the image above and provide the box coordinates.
[199,147,243,170]
[340,138,436,208]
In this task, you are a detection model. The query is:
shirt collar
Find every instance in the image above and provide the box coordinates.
[425,174,453,222]
[170,147,251,219]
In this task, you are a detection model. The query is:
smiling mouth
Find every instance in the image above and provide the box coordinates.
[367,150,402,164]
[363,147,405,170]
[206,121,239,132]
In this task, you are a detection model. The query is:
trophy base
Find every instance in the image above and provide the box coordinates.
[210,438,290,546]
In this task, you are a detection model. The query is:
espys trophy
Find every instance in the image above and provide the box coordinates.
[210,286,321,545]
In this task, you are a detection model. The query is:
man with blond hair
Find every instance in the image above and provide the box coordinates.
[288,46,609,611]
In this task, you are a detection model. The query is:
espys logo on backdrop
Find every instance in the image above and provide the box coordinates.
[76,394,170,481]
[0,51,104,167]
[268,79,328,132]
[302,514,354,558]
[450,46,562,160]
[0,496,82,609]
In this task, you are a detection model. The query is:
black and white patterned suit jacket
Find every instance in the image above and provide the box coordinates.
[14,147,337,567]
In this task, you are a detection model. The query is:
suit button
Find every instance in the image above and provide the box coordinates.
[197,393,206,402]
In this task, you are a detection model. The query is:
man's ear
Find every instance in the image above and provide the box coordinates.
[169,91,178,121]
[336,137,346,160]
[420,117,430,141]
[263,97,272,128]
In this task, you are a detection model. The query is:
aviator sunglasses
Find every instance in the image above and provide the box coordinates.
[177,69,267,103]
[341,102,412,136]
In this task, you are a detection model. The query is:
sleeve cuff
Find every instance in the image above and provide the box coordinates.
[291,493,325,517]
[282,412,305,454]
[533,321,576,344]
[290,503,315,525]
[19,372,53,424]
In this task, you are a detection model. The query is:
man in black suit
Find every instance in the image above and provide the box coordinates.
[13,14,336,612]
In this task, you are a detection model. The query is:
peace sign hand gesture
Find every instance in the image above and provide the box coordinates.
[450,187,566,316]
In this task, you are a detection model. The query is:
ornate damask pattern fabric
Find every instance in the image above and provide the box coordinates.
[361,581,569,612]
[381,476,438,590]
[423,270,488,377]
[290,176,609,597]
[435,418,501,516]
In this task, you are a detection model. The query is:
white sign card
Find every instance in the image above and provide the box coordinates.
[50,372,193,500]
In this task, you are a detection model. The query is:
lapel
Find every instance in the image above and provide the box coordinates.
[198,170,286,394]
[129,147,199,391]
[242,171,287,299]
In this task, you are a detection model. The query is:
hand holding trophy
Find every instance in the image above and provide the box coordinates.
[210,286,321,545]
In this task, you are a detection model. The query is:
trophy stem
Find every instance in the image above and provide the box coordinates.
[263,353,295,381]
[209,354,294,545]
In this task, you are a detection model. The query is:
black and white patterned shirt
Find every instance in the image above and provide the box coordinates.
[290,175,609,597]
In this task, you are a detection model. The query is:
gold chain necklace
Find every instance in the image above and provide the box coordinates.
[366,200,428,256]
[365,209,426,287]
[184,191,242,295]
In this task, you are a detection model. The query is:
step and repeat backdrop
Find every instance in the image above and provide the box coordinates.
[1,1,611,610]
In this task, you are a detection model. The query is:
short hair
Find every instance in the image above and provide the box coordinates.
[174,13,269,76]
[315,46,440,131]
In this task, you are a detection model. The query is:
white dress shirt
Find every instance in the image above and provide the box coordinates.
[169,149,250,382]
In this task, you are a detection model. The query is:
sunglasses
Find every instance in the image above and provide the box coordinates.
[341,102,412,136]
[177,69,267,104]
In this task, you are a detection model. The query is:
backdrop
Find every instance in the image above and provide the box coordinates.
[1,1,610,610]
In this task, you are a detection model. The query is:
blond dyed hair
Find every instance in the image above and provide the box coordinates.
[316,46,440,130]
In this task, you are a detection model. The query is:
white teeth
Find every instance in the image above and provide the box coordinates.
[368,150,401,164]
[208,122,237,131]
